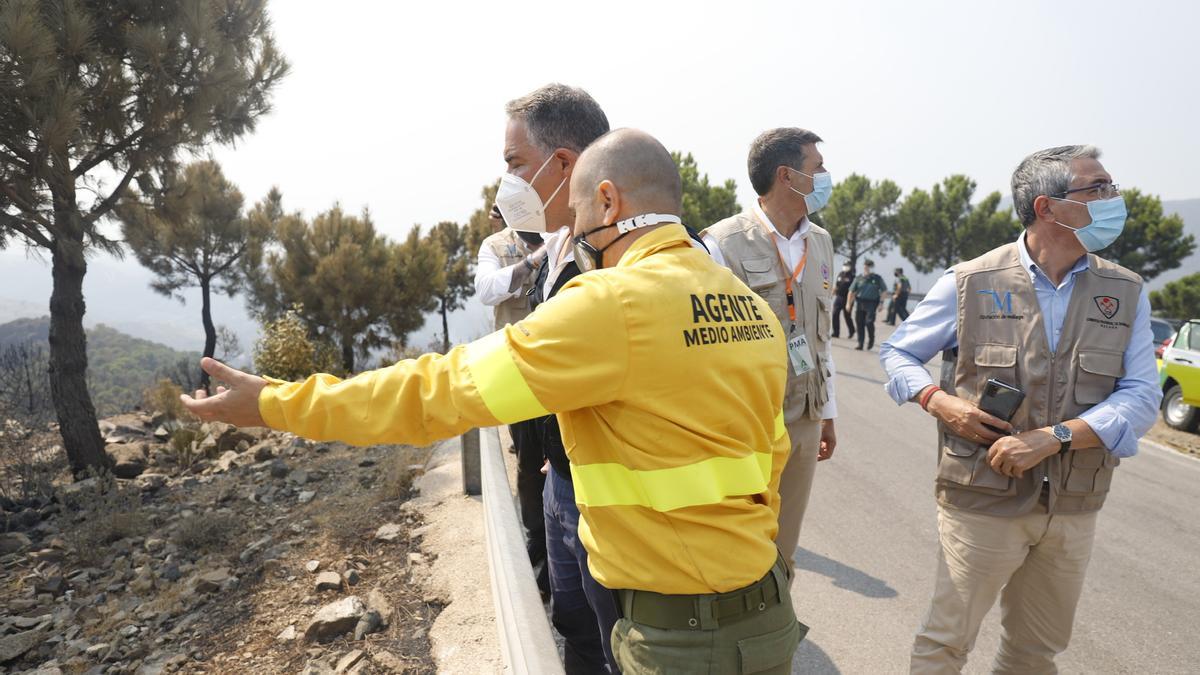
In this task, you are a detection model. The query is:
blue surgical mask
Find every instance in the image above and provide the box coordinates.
[787,168,833,214]
[1050,196,1127,252]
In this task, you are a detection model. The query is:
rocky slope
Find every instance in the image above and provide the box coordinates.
[0,412,441,674]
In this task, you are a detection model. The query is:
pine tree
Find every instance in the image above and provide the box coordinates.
[815,174,902,268]
[116,161,271,390]
[246,205,447,372]
[673,152,740,231]
[388,226,446,350]
[896,175,1021,274]
[0,1,287,474]
[427,222,474,353]
[1105,188,1195,280]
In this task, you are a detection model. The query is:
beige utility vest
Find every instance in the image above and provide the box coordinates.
[481,228,535,330]
[937,243,1141,516]
[706,211,834,422]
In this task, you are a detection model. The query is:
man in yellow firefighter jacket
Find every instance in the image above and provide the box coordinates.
[181,128,805,673]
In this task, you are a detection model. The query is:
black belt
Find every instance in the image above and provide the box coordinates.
[616,558,787,631]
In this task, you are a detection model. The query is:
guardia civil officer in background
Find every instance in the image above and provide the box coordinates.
[885,267,911,325]
[181,128,806,674]
[703,128,839,578]
[847,258,886,350]
[494,83,619,674]
[880,145,1161,674]
[832,260,855,339]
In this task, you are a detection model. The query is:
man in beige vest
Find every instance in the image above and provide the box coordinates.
[474,205,545,331]
[703,128,838,578]
[880,145,1161,674]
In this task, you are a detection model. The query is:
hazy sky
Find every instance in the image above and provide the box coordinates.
[206,0,1200,243]
[6,0,1200,353]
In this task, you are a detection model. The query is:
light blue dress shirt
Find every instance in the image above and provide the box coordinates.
[878,234,1162,457]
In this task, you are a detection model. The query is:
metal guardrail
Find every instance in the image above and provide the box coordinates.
[477,426,564,674]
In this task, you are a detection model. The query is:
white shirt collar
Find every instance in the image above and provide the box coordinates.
[545,225,574,263]
[753,202,810,241]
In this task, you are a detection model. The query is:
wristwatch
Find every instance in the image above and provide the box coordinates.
[1051,423,1072,454]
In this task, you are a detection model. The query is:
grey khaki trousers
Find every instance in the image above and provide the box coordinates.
[776,416,823,578]
[911,503,1099,675]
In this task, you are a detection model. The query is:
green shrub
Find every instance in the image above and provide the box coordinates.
[252,306,341,381]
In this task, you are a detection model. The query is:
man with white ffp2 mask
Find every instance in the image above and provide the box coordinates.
[495,83,621,675]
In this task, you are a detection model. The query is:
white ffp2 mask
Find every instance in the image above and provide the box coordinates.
[495,154,567,233]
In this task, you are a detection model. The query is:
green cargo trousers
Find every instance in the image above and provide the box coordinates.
[610,557,806,674]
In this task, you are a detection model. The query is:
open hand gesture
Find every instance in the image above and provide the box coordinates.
[180,357,269,428]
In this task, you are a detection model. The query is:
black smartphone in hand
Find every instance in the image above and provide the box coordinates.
[978,378,1025,435]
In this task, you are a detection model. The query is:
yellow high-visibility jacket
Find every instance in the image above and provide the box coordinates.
[259,224,790,594]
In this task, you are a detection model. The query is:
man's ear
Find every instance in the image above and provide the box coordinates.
[775,165,792,191]
[597,179,621,225]
[1033,194,1060,224]
[556,148,580,177]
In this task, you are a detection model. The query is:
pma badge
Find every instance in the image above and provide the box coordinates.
[820,263,830,290]
[1094,296,1119,319]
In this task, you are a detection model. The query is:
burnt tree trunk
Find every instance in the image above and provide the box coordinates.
[340,335,355,374]
[440,296,450,354]
[47,232,110,476]
[199,277,216,391]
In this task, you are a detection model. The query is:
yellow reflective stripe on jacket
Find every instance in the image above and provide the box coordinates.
[571,450,773,512]
[465,331,549,423]
[774,411,785,440]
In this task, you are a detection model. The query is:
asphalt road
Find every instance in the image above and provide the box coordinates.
[790,323,1200,675]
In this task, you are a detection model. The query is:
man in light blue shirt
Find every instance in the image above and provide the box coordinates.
[880,145,1161,674]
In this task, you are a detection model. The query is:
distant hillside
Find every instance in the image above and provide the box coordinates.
[0,316,200,417]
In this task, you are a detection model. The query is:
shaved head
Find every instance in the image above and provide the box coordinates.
[572,128,683,217]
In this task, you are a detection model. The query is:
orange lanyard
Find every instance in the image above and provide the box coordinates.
[774,246,806,332]
[757,213,807,332]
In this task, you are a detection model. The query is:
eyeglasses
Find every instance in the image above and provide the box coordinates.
[1056,183,1120,200]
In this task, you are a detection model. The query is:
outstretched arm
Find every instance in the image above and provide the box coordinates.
[181,275,630,447]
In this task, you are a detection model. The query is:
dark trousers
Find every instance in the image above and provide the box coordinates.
[895,295,910,322]
[855,299,880,349]
[833,296,854,337]
[509,419,549,595]
[544,467,620,674]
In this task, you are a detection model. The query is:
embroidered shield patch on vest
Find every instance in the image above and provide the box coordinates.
[1094,295,1119,319]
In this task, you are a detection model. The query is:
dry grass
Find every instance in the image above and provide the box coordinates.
[0,419,68,506]
[143,378,195,423]
[60,469,151,565]
[309,443,429,550]
[167,424,203,468]
[173,511,241,553]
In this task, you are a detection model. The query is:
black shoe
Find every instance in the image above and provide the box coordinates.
[832,333,840,339]
[855,345,864,351]
[848,332,856,339]
[868,342,875,351]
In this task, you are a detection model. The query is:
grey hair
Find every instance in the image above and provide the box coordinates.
[747,128,823,196]
[505,83,610,154]
[1010,145,1102,226]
